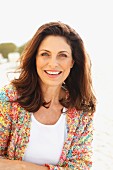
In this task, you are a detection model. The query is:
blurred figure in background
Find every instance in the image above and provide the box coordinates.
[0,21,96,170]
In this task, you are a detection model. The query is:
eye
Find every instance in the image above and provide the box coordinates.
[41,52,49,56]
[59,53,67,58]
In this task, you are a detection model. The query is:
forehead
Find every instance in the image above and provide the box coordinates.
[38,35,71,52]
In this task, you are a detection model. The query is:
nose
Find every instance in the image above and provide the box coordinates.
[48,56,58,67]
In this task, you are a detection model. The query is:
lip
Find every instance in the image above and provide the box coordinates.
[44,70,62,78]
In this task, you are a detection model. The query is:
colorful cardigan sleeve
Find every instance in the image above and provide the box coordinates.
[45,112,94,170]
[0,85,12,158]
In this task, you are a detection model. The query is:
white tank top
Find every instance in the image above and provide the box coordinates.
[22,108,67,165]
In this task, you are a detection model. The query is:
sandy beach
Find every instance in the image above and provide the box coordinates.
[0,62,113,170]
[92,107,113,169]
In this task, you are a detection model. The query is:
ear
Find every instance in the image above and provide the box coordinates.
[71,60,75,68]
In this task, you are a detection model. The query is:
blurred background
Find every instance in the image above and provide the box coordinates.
[0,0,113,169]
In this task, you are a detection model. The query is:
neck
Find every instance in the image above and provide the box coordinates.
[43,86,61,104]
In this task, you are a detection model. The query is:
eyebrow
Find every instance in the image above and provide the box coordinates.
[39,49,50,52]
[39,49,70,54]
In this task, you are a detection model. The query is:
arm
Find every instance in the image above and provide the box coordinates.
[0,96,12,158]
[0,159,49,170]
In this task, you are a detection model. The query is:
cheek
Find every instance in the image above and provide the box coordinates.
[36,58,44,69]
[63,60,73,70]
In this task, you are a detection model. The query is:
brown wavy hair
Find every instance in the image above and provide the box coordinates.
[12,21,96,113]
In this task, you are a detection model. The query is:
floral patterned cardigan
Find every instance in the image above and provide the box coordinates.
[0,84,94,170]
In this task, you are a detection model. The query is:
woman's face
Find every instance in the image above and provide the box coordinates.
[36,35,74,87]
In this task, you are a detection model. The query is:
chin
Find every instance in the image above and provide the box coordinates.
[42,81,62,87]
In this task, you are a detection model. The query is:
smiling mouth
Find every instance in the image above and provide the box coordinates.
[44,70,62,75]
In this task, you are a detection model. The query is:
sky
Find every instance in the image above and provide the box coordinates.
[0,0,112,46]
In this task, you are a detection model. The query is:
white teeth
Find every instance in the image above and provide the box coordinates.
[46,71,60,75]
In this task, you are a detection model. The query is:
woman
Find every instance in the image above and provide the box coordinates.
[0,21,96,170]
